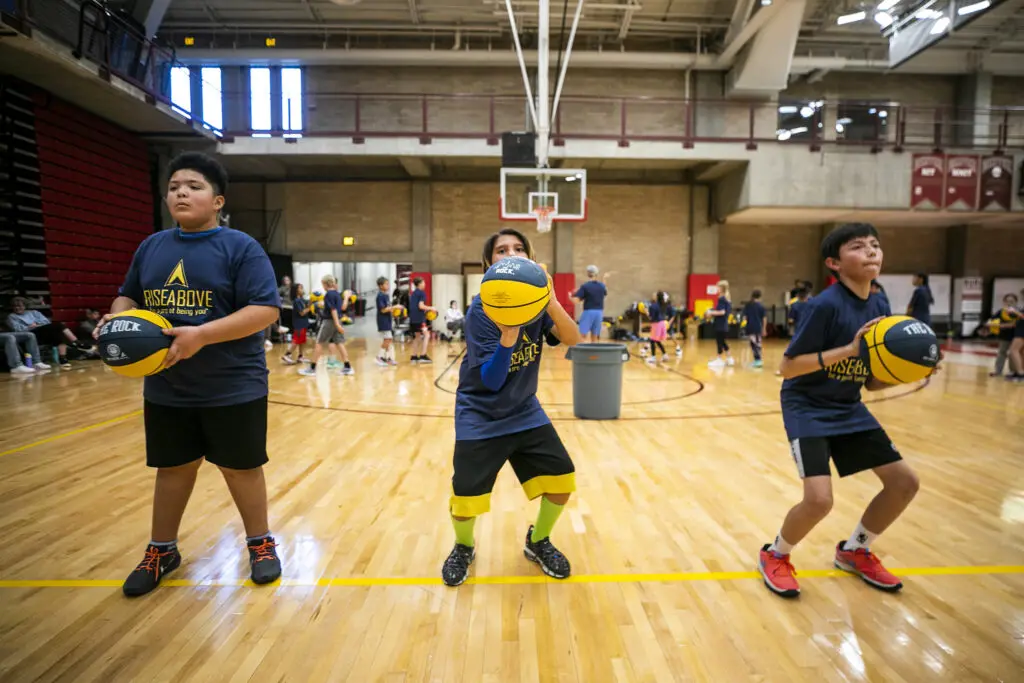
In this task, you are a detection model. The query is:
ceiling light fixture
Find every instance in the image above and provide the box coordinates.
[930,16,951,34]
[874,11,894,27]
[837,11,867,24]
[957,1,990,16]
[877,0,900,10]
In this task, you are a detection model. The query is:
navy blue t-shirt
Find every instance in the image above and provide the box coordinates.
[908,285,932,325]
[319,289,343,321]
[712,297,731,332]
[790,300,807,328]
[780,283,891,440]
[409,289,427,324]
[648,301,665,323]
[291,296,309,330]
[118,227,279,408]
[574,280,607,310]
[743,301,766,334]
[376,291,392,332]
[455,295,559,440]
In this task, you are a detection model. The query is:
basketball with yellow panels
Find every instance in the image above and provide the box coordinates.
[479,256,550,327]
[861,315,940,384]
[96,309,173,378]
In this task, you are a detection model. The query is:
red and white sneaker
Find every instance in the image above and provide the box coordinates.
[758,544,800,598]
[834,542,903,592]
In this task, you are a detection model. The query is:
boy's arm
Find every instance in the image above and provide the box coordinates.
[779,309,884,380]
[544,296,581,346]
[332,307,343,330]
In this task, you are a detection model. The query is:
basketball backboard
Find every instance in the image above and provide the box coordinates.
[499,168,588,227]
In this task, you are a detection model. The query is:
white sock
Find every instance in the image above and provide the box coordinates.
[845,522,877,551]
[769,532,794,556]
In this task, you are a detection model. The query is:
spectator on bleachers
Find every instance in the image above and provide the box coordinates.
[79,308,102,339]
[1,331,50,374]
[6,296,89,369]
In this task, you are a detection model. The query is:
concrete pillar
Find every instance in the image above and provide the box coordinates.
[954,72,993,147]
[411,181,432,272]
[689,185,717,273]
[265,183,288,254]
[553,222,573,273]
[222,67,249,133]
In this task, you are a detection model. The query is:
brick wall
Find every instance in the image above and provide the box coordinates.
[965,225,1024,279]
[992,77,1024,107]
[284,181,412,253]
[718,225,821,308]
[874,225,948,274]
[431,182,554,273]
[570,184,689,315]
[782,73,957,106]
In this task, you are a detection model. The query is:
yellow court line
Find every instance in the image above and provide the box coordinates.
[0,410,143,459]
[1,565,1021,589]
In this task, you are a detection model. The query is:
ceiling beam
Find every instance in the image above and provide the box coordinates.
[408,0,421,24]
[300,0,323,24]
[723,0,756,47]
[716,0,788,66]
[399,157,431,178]
[617,0,639,41]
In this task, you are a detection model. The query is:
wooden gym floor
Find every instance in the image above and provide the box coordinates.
[0,336,1022,683]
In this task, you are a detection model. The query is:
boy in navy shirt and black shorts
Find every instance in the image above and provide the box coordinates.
[375,276,397,367]
[759,223,931,598]
[442,228,582,587]
[97,152,282,597]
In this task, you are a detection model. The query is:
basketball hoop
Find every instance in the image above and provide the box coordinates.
[533,206,555,233]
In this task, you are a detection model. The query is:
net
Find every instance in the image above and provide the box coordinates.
[533,206,555,233]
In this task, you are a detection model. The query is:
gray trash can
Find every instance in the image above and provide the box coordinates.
[565,343,631,420]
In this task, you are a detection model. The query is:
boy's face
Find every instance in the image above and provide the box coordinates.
[380,281,390,292]
[1006,295,1018,307]
[492,234,528,263]
[167,169,224,227]
[829,234,882,282]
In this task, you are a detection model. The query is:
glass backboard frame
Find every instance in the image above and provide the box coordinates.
[499,168,588,222]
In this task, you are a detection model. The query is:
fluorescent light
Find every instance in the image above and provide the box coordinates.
[916,8,942,18]
[877,0,899,10]
[878,110,888,118]
[869,107,877,114]
[874,11,893,27]
[836,123,845,133]
[958,1,989,16]
[777,129,792,141]
[778,105,798,114]
[800,106,814,118]
[789,127,808,135]
[930,16,950,34]
[760,0,772,5]
[837,11,866,24]
[838,117,853,124]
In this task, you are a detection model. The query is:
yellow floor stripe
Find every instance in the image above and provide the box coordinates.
[0,410,142,459]
[0,565,1021,589]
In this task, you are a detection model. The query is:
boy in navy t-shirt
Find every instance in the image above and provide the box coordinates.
[281,282,310,365]
[742,289,767,368]
[96,152,282,597]
[706,280,734,367]
[408,276,437,364]
[758,223,931,598]
[441,228,582,587]
[375,276,397,367]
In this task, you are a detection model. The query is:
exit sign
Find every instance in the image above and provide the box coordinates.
[265,37,276,47]
[342,236,355,247]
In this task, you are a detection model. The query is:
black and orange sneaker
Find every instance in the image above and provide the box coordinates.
[123,543,181,597]
[523,525,571,579]
[247,536,282,584]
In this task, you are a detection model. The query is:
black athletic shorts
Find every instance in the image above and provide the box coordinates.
[143,396,269,470]
[788,428,901,479]
[450,423,575,517]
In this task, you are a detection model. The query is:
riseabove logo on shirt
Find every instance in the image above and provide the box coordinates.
[509,330,541,373]
[143,259,214,317]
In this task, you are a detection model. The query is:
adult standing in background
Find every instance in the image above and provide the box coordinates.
[569,265,611,343]
[278,275,292,332]
[906,273,933,327]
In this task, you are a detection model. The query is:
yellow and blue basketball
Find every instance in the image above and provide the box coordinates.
[426,309,438,322]
[860,315,940,385]
[392,305,406,319]
[479,256,550,327]
[97,310,172,378]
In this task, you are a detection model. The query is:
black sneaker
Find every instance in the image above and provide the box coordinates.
[523,525,571,579]
[410,355,421,364]
[419,355,433,364]
[123,543,181,597]
[442,543,475,586]
[247,536,282,584]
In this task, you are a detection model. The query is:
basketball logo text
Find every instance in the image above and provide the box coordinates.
[509,330,541,374]
[824,357,870,385]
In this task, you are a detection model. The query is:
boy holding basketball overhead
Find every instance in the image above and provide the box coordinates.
[95,152,282,596]
[442,228,581,586]
[759,223,927,598]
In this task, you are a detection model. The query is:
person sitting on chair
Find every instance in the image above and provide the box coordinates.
[445,300,465,340]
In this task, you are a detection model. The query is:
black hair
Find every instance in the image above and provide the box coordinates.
[450,299,457,307]
[915,272,935,304]
[821,223,879,272]
[656,291,669,306]
[167,152,228,197]
[376,276,389,287]
[796,287,809,299]
[482,228,534,268]
[751,289,762,300]
[803,280,813,290]
[412,276,424,286]
[290,283,304,301]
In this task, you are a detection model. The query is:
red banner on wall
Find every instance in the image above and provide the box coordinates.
[979,155,1013,212]
[943,154,980,210]
[910,154,944,210]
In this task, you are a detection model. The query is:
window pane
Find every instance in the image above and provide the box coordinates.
[170,66,191,115]
[250,67,272,132]
[201,67,223,130]
[281,67,303,131]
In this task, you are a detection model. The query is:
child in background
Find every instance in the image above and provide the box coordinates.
[300,274,354,376]
[646,292,670,364]
[991,293,1019,377]
[789,287,810,332]
[743,289,768,369]
[376,277,397,367]
[409,277,437,364]
[281,283,310,365]
[706,280,735,368]
[907,272,934,326]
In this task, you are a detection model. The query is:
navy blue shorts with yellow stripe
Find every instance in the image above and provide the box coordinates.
[450,423,576,517]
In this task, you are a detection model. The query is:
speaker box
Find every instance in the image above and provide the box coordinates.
[501,132,537,168]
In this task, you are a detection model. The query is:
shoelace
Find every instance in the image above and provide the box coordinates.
[534,539,565,563]
[250,539,278,563]
[770,553,797,578]
[135,546,168,573]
